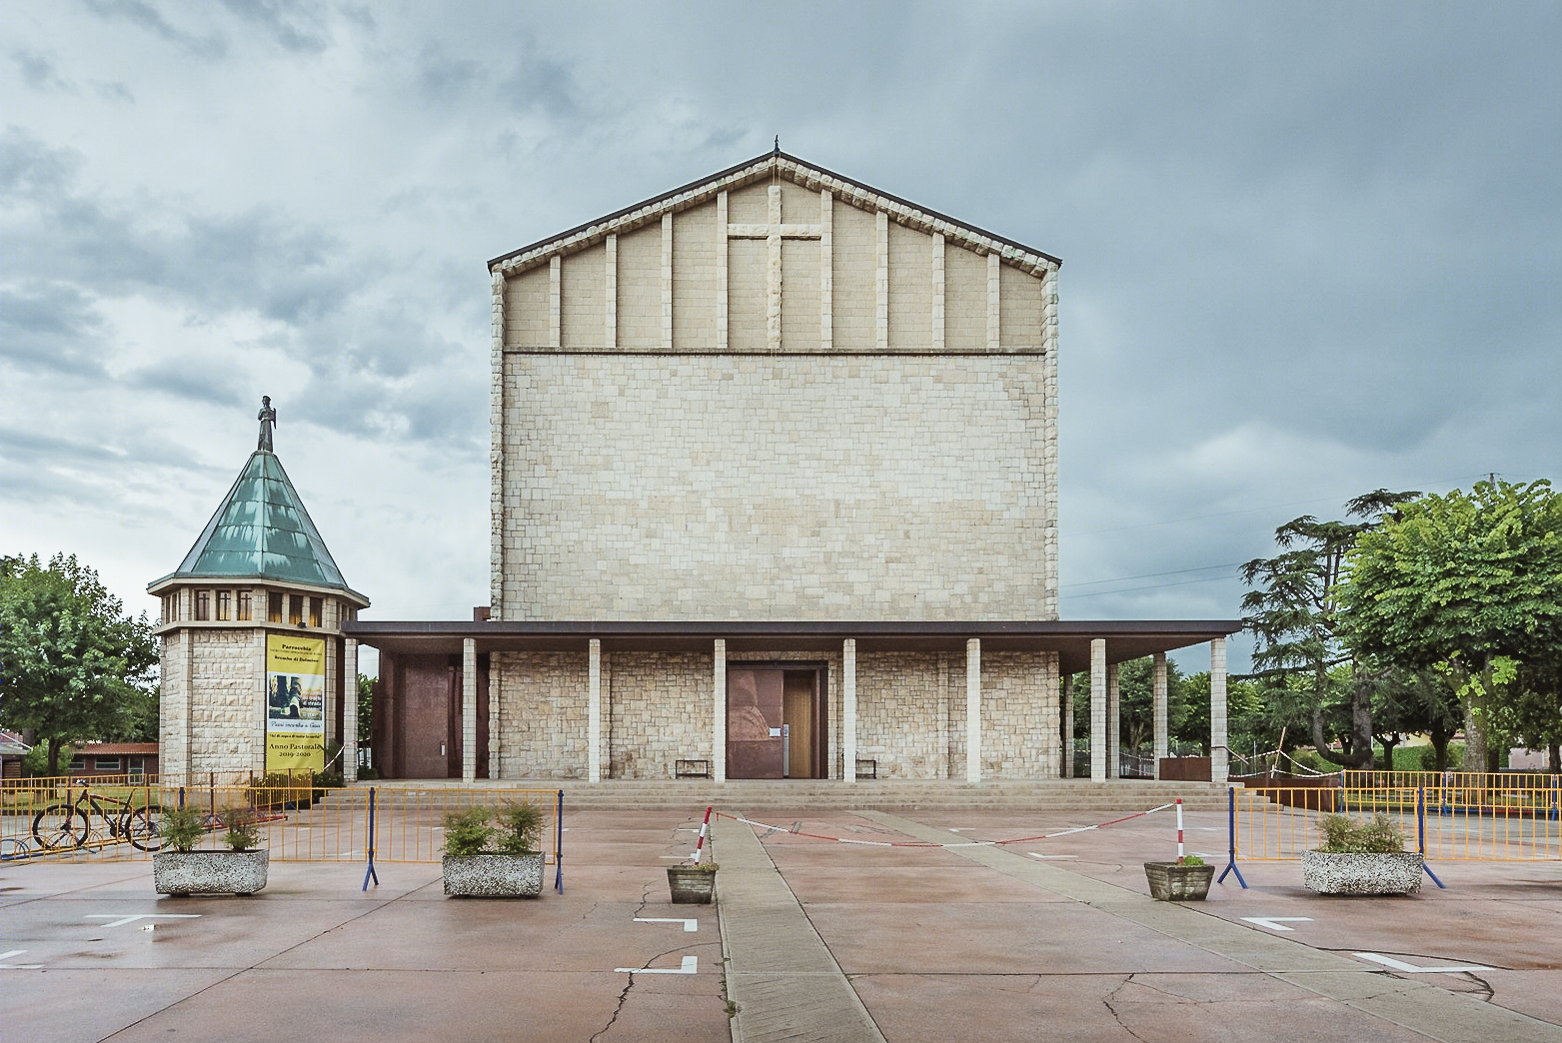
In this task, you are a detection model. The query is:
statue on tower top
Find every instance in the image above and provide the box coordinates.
[257,396,276,452]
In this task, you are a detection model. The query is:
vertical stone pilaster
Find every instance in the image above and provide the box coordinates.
[1211,637,1229,784]
[605,234,617,350]
[875,211,889,351]
[587,638,602,782]
[488,658,502,780]
[716,191,728,351]
[1106,661,1120,779]
[490,270,506,618]
[1090,639,1106,782]
[936,653,950,778]
[548,256,561,349]
[462,638,477,783]
[1153,652,1168,780]
[965,638,981,783]
[661,213,674,350]
[712,639,727,783]
[843,638,857,782]
[987,250,1001,350]
[931,233,945,352]
[766,185,782,351]
[819,189,832,351]
[1041,264,1060,620]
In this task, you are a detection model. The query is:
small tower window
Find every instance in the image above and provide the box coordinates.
[267,592,282,624]
[194,591,211,621]
[216,591,232,621]
[308,597,322,628]
[289,596,304,626]
[237,591,252,621]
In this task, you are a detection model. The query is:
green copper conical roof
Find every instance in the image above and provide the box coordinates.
[151,451,367,603]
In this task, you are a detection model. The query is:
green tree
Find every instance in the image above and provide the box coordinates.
[0,554,159,775]
[358,672,373,745]
[1239,490,1418,768]
[1337,479,1562,771]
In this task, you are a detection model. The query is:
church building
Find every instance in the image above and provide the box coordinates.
[342,150,1239,787]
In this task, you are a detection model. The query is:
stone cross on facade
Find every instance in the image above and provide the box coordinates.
[726,184,825,351]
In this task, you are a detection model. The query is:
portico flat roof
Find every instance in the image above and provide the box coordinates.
[343,620,1241,675]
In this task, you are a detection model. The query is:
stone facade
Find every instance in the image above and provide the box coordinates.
[490,156,1060,625]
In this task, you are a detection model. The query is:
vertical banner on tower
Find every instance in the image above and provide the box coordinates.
[266,634,326,772]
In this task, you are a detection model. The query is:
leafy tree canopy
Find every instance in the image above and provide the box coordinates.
[1337,479,1562,768]
[0,553,158,775]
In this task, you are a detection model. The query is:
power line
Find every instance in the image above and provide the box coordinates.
[1061,561,1245,590]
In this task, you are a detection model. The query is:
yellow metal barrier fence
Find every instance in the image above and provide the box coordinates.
[1,781,563,867]
[1233,773,1562,863]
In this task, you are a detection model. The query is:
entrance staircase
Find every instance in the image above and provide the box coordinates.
[324,777,1237,812]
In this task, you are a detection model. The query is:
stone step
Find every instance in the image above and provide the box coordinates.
[320,779,1236,812]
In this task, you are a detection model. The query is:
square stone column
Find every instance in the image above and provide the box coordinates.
[587,639,602,782]
[343,638,359,783]
[1090,639,1106,782]
[1106,661,1120,779]
[1061,678,1074,779]
[843,638,857,783]
[462,638,477,783]
[1211,637,1229,784]
[966,638,982,783]
[712,639,727,783]
[1152,652,1168,781]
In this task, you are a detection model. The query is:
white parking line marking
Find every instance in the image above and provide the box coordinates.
[635,917,698,932]
[1354,952,1494,973]
[1028,853,1077,859]
[0,950,43,969]
[615,955,698,974]
[86,914,201,929]
[1241,916,1313,932]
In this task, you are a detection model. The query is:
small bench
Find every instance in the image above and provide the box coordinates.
[675,759,712,778]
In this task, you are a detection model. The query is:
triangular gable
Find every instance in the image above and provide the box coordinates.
[488,150,1062,277]
[149,451,368,603]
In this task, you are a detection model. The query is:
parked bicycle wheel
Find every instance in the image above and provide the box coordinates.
[31,803,88,849]
[121,805,165,852]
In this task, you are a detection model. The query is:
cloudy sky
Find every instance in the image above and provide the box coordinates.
[4,2,1558,674]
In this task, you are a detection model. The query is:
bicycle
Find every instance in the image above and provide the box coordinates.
[30,784,165,852]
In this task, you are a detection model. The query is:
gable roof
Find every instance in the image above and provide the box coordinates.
[488,150,1063,277]
[148,450,368,604]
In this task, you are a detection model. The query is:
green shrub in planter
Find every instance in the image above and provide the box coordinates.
[222,807,263,852]
[1317,814,1406,853]
[159,805,206,853]
[495,802,544,856]
[442,808,497,857]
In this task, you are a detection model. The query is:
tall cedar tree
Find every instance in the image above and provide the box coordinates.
[1239,490,1418,769]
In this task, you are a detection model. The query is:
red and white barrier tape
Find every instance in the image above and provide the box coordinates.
[709,802,1177,849]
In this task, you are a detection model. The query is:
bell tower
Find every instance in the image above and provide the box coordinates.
[148,399,370,784]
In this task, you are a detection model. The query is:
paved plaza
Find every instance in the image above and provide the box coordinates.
[3,802,1560,1042]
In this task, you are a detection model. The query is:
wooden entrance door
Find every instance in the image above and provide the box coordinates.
[727,668,784,779]
[398,656,456,779]
[783,670,818,778]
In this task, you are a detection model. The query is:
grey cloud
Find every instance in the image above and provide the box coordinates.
[10,49,75,92]
[0,281,109,377]
[93,81,135,103]
[216,0,331,54]
[124,353,253,409]
[79,0,228,58]
[416,43,482,106]
[496,37,583,120]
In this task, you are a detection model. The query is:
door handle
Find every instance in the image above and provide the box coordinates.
[440,743,446,756]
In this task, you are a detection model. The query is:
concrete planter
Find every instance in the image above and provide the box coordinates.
[1143,861,1215,901]
[442,853,544,897]
[1302,850,1424,895]
[667,866,718,904]
[154,850,269,896]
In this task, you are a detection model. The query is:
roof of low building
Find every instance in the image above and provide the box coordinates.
[148,450,368,604]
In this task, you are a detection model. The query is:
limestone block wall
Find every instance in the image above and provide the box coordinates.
[185,629,262,779]
[978,651,1060,778]
[603,652,711,779]
[855,652,952,779]
[491,652,589,779]
[490,160,1060,622]
[158,630,191,781]
[498,354,1052,620]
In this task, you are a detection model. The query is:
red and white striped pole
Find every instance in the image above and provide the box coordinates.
[1175,797,1186,864]
[690,806,713,862]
